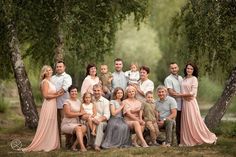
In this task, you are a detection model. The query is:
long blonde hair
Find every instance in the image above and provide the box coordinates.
[40,65,52,81]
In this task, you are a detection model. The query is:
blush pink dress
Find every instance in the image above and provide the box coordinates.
[80,75,99,97]
[22,79,60,152]
[180,76,217,146]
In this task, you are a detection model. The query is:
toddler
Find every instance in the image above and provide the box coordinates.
[125,63,140,85]
[99,64,113,99]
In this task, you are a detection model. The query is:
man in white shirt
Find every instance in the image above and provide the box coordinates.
[164,62,183,144]
[51,61,72,146]
[92,83,110,151]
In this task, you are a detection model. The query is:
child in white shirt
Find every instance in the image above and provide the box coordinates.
[81,92,98,136]
[125,63,140,85]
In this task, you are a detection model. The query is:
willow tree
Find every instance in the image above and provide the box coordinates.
[169,0,236,130]
[0,0,150,129]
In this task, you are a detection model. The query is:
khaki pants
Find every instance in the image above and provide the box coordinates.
[145,121,159,142]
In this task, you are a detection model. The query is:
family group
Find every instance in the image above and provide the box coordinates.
[21,58,217,153]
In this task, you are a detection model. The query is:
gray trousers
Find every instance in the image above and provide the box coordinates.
[163,119,176,144]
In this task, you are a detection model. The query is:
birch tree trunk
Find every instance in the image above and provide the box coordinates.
[8,22,39,129]
[205,66,236,130]
[54,32,64,63]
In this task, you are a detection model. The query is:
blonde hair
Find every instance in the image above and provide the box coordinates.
[130,63,138,69]
[82,92,93,103]
[125,85,137,98]
[40,65,52,81]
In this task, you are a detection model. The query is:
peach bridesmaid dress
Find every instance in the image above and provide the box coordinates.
[180,76,217,146]
[22,79,60,152]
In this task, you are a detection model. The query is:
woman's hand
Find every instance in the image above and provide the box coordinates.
[184,97,193,101]
[120,103,125,109]
[139,119,145,126]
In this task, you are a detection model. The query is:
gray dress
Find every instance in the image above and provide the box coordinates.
[101,100,131,148]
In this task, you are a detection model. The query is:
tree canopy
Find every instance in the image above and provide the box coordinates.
[169,0,236,81]
[0,0,150,81]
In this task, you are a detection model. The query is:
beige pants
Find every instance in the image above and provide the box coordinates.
[146,121,159,142]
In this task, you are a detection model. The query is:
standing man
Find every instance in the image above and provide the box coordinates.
[156,85,177,147]
[92,84,110,151]
[51,61,72,146]
[111,58,127,91]
[135,65,154,102]
[164,62,183,144]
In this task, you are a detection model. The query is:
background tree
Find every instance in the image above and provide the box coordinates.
[0,0,39,129]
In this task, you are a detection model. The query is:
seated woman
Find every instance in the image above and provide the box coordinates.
[123,85,149,148]
[102,87,131,148]
[61,85,87,152]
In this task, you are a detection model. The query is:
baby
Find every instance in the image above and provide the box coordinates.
[99,64,113,99]
[140,91,159,146]
[125,63,140,85]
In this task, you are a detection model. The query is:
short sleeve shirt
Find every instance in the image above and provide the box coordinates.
[141,102,157,121]
[164,74,183,111]
[155,96,177,120]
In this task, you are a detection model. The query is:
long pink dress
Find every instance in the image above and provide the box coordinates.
[180,76,217,146]
[22,79,60,152]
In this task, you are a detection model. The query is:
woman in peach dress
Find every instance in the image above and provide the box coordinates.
[180,63,217,146]
[123,85,149,148]
[22,65,63,152]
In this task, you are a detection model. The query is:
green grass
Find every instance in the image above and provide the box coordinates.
[0,114,236,157]
[0,97,9,113]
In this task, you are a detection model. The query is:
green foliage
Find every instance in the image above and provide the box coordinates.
[149,0,187,82]
[169,0,236,81]
[198,77,222,103]
[111,17,162,85]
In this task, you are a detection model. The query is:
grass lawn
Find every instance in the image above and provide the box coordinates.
[1,121,236,157]
[0,101,236,157]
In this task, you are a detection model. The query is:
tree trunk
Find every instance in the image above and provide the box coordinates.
[8,22,39,129]
[54,32,64,63]
[205,66,236,130]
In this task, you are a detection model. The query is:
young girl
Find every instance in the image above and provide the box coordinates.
[81,92,98,136]
[125,63,140,85]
